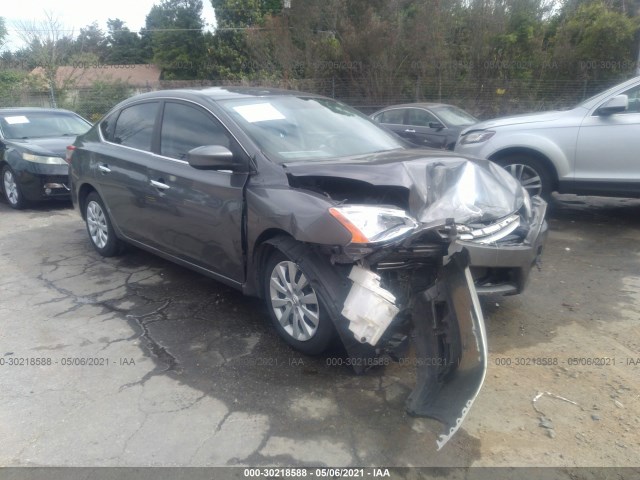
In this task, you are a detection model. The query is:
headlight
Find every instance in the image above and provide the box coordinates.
[22,152,66,165]
[329,205,418,244]
[459,130,495,145]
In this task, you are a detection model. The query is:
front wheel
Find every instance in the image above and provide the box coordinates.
[84,191,124,257]
[263,251,335,355]
[2,165,27,209]
[495,155,553,200]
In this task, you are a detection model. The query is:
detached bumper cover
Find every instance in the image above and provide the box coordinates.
[266,232,488,449]
[407,253,487,450]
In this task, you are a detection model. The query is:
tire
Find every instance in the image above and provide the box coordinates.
[84,191,124,257]
[2,165,28,209]
[495,154,553,200]
[263,250,335,355]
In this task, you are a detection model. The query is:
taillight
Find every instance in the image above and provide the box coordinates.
[65,145,76,164]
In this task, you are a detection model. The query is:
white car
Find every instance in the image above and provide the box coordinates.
[455,76,640,199]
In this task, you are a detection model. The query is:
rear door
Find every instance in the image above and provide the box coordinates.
[145,100,249,282]
[374,109,409,139]
[92,101,160,242]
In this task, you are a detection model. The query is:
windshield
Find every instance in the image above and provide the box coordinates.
[219,96,405,163]
[0,111,90,140]
[431,106,478,127]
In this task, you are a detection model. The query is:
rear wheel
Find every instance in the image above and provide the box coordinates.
[495,154,553,199]
[84,191,124,257]
[2,165,27,209]
[263,250,335,355]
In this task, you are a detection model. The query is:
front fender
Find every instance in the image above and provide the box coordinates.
[486,133,573,180]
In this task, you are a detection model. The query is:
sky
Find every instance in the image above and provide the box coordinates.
[1,0,218,52]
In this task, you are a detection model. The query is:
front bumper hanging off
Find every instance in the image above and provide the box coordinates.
[406,251,487,450]
[267,234,489,449]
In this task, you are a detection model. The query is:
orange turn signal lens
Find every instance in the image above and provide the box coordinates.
[329,207,370,244]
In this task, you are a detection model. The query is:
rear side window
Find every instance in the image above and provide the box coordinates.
[160,102,232,160]
[113,102,159,151]
[100,112,117,141]
[406,109,438,127]
[378,109,404,124]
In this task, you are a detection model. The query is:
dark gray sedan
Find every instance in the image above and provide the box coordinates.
[68,88,546,447]
[0,108,91,209]
[372,103,478,150]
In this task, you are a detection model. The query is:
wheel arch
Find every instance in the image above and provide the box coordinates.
[489,147,560,192]
[245,229,295,298]
[77,183,98,220]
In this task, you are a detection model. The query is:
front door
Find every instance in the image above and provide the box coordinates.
[145,101,249,283]
[574,83,640,195]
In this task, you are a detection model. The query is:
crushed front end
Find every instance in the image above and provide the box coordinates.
[334,221,488,450]
[258,154,547,448]
[266,219,487,450]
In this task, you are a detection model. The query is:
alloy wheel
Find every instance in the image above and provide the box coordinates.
[3,169,19,206]
[86,200,109,249]
[503,163,543,197]
[269,260,320,342]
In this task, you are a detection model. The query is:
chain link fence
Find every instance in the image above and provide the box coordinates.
[0,75,630,122]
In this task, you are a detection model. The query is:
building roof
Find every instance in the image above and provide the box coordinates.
[30,64,162,89]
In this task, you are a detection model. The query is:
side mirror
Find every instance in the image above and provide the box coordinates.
[429,121,445,130]
[187,145,246,172]
[597,94,628,116]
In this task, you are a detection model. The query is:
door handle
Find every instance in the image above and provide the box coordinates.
[404,129,416,133]
[150,179,170,190]
[98,164,111,174]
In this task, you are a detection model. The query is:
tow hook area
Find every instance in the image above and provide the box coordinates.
[341,266,399,346]
[407,252,488,450]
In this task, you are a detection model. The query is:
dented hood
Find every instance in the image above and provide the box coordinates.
[283,150,525,225]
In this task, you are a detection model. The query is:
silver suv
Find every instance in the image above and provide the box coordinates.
[455,76,640,199]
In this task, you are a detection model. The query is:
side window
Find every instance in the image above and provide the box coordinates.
[99,112,118,141]
[160,102,232,160]
[113,102,159,151]
[622,85,640,114]
[406,109,438,127]
[379,109,404,125]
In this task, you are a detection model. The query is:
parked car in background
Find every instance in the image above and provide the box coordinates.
[372,103,478,150]
[68,87,547,448]
[455,76,640,199]
[0,108,91,209]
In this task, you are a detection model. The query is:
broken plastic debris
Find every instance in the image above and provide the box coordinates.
[341,265,399,346]
[532,391,582,415]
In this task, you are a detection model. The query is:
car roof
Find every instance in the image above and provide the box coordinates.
[0,107,80,115]
[120,86,326,103]
[375,103,456,111]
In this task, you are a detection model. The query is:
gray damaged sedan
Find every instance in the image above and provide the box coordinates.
[68,88,547,448]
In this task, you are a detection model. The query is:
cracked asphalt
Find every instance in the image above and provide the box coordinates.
[1,195,639,468]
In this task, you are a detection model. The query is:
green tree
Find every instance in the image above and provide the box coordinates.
[103,19,148,64]
[0,70,27,107]
[72,22,107,62]
[211,0,282,28]
[557,1,638,83]
[75,79,133,121]
[145,0,206,79]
